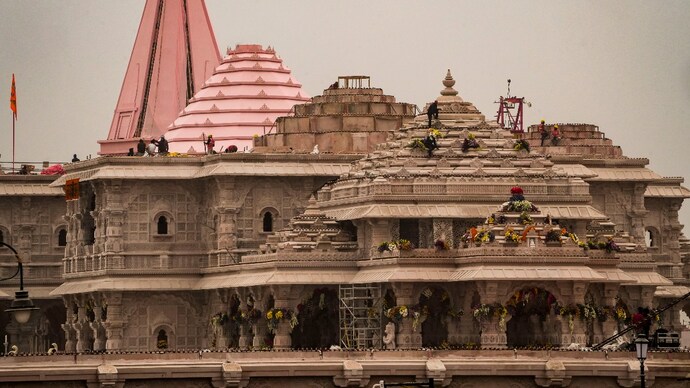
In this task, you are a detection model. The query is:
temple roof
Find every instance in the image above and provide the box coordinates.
[165,44,310,153]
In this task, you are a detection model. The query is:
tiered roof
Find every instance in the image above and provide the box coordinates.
[165,44,310,153]
[316,71,603,222]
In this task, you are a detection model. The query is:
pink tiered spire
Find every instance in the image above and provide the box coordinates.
[99,0,221,155]
[164,44,310,154]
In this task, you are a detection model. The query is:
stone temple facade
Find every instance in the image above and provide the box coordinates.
[1,72,690,386]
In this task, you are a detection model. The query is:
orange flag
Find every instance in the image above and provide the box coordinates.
[10,74,17,119]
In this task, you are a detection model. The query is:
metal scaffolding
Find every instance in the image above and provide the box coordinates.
[339,283,383,349]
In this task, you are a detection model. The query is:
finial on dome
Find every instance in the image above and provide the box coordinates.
[441,69,458,96]
[303,195,320,215]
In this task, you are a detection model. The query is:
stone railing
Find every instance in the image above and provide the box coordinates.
[63,252,203,277]
[370,243,588,261]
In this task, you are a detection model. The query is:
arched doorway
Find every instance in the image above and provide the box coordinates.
[418,286,451,347]
[292,288,339,349]
[505,287,558,347]
[157,329,168,349]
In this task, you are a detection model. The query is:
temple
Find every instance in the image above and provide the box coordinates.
[1,4,690,387]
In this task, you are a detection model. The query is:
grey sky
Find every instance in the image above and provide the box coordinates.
[1,0,690,227]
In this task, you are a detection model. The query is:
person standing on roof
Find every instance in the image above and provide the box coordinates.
[205,134,215,154]
[551,125,561,146]
[136,139,146,156]
[538,119,549,146]
[427,100,439,127]
[154,135,169,156]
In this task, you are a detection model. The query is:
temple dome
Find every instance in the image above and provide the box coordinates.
[165,44,310,153]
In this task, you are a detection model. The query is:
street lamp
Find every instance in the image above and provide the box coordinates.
[1,242,39,324]
[635,333,649,388]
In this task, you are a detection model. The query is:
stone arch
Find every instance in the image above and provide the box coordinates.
[152,211,174,236]
[259,207,279,233]
[0,225,9,244]
[645,226,660,248]
[54,225,68,247]
[292,287,339,349]
[503,286,560,348]
[418,285,452,347]
[152,324,174,350]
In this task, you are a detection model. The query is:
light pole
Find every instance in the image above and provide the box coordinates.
[635,333,649,388]
[1,242,39,324]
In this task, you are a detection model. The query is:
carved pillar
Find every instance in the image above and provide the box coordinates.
[91,304,106,352]
[73,303,91,352]
[270,285,302,350]
[61,297,77,353]
[555,282,587,346]
[251,286,269,349]
[217,208,238,250]
[474,281,509,348]
[236,289,253,349]
[103,292,124,351]
[391,282,421,349]
[479,316,507,349]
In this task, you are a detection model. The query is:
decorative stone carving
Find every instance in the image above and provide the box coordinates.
[382,322,396,350]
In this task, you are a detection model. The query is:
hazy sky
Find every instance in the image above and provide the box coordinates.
[1,0,690,226]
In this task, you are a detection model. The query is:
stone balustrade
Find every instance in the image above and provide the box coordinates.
[63,253,203,276]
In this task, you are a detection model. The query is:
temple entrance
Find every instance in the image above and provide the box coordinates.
[292,288,339,349]
[419,286,450,347]
[505,288,558,348]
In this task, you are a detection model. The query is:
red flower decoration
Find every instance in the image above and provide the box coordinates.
[510,186,523,195]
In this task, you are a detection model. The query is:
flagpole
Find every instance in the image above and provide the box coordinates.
[10,73,17,174]
[12,115,15,173]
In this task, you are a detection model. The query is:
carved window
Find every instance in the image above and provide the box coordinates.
[157,329,168,349]
[157,216,168,235]
[263,212,273,232]
[645,228,658,248]
[260,207,279,234]
[153,212,174,237]
[57,228,67,247]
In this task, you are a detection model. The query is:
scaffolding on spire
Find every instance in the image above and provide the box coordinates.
[495,79,531,134]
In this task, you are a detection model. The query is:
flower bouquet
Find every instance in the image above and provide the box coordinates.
[504,228,521,244]
[409,139,428,151]
[474,229,495,245]
[518,211,533,225]
[234,308,262,325]
[461,133,480,152]
[210,312,228,327]
[429,128,444,138]
[544,230,562,243]
[385,305,411,323]
[265,307,298,333]
[502,187,539,212]
[513,139,531,153]
[604,238,620,253]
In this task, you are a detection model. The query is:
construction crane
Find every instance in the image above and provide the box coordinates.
[495,79,531,134]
